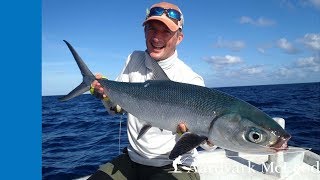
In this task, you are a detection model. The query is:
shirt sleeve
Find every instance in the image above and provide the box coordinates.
[115,53,133,82]
[189,76,205,87]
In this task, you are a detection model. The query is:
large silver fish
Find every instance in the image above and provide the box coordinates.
[60,40,291,159]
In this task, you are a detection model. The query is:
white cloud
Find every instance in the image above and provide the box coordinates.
[241,66,264,75]
[205,55,243,68]
[257,48,266,54]
[306,0,320,9]
[257,42,274,54]
[300,33,320,51]
[277,67,294,77]
[239,16,276,27]
[276,38,299,54]
[225,66,265,77]
[204,54,320,87]
[280,0,296,9]
[239,16,253,24]
[256,18,275,26]
[214,37,246,51]
[281,0,320,10]
[274,55,320,81]
[296,56,320,72]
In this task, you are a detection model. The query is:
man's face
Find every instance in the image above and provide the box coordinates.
[145,21,183,61]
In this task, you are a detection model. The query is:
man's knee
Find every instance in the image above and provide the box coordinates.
[89,154,134,180]
[98,162,127,179]
[87,170,113,180]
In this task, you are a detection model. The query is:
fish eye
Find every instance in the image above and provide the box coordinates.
[248,131,262,143]
[245,128,266,144]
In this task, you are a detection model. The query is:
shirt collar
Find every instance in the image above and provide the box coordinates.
[145,50,178,71]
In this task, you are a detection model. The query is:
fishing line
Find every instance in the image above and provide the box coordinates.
[118,114,124,155]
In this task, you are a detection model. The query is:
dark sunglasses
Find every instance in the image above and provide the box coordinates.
[148,7,181,21]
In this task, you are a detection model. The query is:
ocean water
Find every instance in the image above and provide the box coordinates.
[42,82,320,179]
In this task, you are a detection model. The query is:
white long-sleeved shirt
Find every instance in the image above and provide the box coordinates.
[114,50,205,167]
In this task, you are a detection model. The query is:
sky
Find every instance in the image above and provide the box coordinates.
[42,0,320,96]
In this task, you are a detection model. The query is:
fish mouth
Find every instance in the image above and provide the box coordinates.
[270,134,291,152]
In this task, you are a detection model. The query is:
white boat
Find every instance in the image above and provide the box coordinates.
[75,118,320,180]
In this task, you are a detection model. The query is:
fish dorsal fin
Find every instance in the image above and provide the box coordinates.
[147,56,170,81]
[137,124,152,140]
[169,132,208,160]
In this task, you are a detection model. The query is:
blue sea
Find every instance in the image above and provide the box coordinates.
[42,82,320,180]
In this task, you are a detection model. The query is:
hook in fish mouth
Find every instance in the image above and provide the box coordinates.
[270,134,291,152]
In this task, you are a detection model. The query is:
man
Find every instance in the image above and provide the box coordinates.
[88,2,213,179]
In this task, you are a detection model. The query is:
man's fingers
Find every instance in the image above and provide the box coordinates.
[92,81,103,91]
[98,87,104,93]
[95,73,103,79]
[92,80,98,87]
[178,123,188,133]
[206,141,214,147]
[177,123,188,135]
[90,73,108,100]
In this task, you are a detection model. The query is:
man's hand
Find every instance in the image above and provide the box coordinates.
[177,123,188,135]
[91,74,124,114]
[91,73,108,99]
[176,122,214,147]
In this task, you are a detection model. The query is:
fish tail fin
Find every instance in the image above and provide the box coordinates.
[59,40,96,101]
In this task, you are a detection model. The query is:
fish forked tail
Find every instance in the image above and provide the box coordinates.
[59,40,96,101]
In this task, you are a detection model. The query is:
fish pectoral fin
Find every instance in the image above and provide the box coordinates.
[169,132,208,160]
[137,124,152,140]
